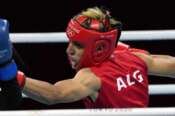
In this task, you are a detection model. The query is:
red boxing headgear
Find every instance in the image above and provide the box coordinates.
[66,15,120,69]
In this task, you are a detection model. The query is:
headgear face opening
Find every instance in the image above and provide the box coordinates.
[66,15,119,69]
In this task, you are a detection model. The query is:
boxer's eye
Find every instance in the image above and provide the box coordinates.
[73,41,84,49]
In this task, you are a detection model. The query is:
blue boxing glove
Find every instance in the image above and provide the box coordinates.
[0,19,17,81]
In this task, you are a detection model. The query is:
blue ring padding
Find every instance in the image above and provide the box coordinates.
[0,60,17,81]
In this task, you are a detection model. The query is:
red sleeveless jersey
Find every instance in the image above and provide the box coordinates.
[83,47,149,108]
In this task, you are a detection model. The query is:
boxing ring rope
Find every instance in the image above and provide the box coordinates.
[0,108,175,116]
[10,29,175,43]
[8,30,175,115]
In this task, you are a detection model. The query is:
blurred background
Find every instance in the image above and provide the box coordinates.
[1,0,175,110]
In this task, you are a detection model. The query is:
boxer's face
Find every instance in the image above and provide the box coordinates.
[66,41,84,69]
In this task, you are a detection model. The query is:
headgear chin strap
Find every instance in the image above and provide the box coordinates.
[66,15,119,69]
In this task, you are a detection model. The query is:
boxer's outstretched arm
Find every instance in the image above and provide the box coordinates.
[132,53,175,78]
[22,68,100,105]
[23,77,57,105]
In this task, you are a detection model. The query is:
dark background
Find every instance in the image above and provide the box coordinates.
[1,0,175,32]
[1,0,175,110]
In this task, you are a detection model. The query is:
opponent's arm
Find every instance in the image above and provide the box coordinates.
[18,68,101,105]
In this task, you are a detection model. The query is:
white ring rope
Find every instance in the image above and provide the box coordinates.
[149,84,175,95]
[10,30,175,43]
[0,108,175,116]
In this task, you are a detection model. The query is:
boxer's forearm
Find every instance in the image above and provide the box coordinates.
[23,77,57,105]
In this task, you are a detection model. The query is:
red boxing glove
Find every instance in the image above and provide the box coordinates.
[17,71,26,88]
